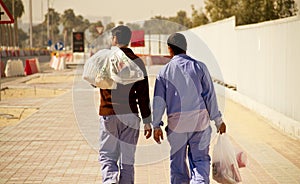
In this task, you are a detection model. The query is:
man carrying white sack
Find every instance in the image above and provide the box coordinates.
[86,25,152,184]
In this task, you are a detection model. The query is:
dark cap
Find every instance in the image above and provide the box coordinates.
[111,25,132,45]
[167,33,187,51]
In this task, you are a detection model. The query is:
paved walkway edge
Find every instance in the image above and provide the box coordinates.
[215,84,300,140]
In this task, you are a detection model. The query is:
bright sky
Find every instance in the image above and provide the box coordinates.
[21,0,204,24]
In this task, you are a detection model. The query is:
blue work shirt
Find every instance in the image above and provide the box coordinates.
[152,54,222,132]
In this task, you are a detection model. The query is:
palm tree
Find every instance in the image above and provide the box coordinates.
[61,9,90,49]
[44,8,60,46]
[61,9,77,48]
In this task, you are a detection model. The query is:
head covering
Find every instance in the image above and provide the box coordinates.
[111,25,132,45]
[167,33,187,51]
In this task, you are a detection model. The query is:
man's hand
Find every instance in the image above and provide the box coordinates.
[218,122,226,134]
[154,127,164,144]
[144,123,152,139]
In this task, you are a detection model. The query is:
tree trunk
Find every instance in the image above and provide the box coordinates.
[7,24,13,47]
[0,25,4,46]
[14,18,19,47]
[1,24,8,46]
[7,25,12,47]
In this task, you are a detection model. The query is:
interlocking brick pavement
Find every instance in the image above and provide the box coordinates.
[0,66,299,184]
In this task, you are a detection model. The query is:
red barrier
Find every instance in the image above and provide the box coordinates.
[29,59,38,73]
[24,59,38,75]
[136,54,171,65]
[0,61,5,77]
[65,53,73,62]
[16,50,20,57]
[24,60,32,75]
[11,50,16,57]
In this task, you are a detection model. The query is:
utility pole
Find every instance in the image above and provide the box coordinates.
[41,0,44,45]
[12,0,15,47]
[29,0,33,48]
[47,0,50,45]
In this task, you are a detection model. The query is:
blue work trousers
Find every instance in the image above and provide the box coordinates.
[99,114,140,184]
[166,126,212,184]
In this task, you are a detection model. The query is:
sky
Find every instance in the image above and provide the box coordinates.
[20,0,204,24]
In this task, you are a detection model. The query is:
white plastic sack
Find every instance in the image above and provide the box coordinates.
[109,47,144,85]
[82,46,144,89]
[212,134,242,184]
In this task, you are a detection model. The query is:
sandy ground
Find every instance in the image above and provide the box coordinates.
[0,107,38,127]
[0,88,66,100]
[0,67,75,127]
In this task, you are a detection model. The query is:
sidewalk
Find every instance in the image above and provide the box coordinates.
[0,66,300,183]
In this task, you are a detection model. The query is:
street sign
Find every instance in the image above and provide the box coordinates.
[73,32,84,52]
[0,0,14,24]
[54,41,64,51]
[48,39,52,47]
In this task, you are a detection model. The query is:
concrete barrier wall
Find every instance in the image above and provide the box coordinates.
[5,59,24,77]
[182,16,300,124]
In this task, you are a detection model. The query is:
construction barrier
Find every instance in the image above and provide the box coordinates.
[65,53,73,62]
[49,51,75,70]
[1,50,9,57]
[59,57,66,70]
[5,60,25,77]
[24,58,39,75]
[0,48,50,58]
[0,61,5,77]
[50,55,65,70]
[35,58,41,73]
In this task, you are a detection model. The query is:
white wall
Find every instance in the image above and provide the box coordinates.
[131,16,300,126]
[181,16,300,125]
[188,17,238,87]
[236,17,300,121]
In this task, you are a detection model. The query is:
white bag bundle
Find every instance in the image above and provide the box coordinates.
[82,47,144,89]
[82,48,113,88]
[212,134,242,184]
[109,47,144,85]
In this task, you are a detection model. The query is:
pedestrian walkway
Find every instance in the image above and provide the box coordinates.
[0,66,299,183]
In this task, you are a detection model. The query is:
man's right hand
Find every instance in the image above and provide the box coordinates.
[154,127,164,144]
[218,122,226,134]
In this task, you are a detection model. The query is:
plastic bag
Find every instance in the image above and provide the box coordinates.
[82,48,114,88]
[109,47,144,85]
[212,134,242,184]
[82,46,144,89]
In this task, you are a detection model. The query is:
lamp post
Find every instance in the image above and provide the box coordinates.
[12,0,15,47]
[47,0,50,44]
[29,0,33,48]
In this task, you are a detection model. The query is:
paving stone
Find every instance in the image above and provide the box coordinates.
[0,66,299,184]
